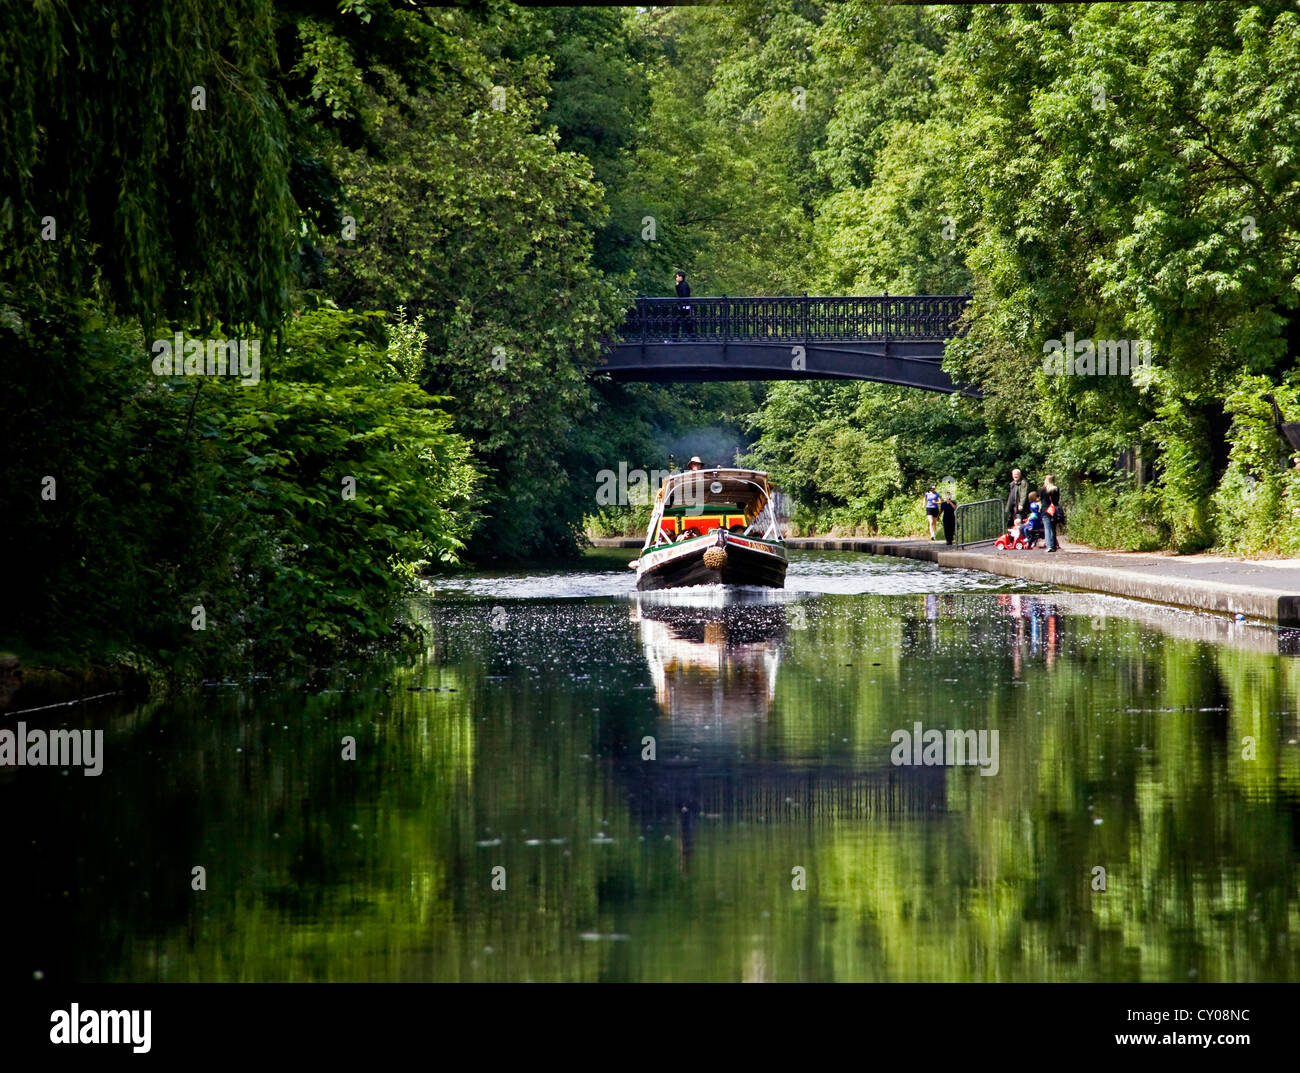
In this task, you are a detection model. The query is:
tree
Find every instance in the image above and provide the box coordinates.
[0,0,295,332]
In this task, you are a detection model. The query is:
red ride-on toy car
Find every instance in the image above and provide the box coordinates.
[995,523,1029,550]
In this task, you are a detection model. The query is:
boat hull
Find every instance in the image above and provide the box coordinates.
[636,532,787,591]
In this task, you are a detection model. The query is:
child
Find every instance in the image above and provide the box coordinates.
[1022,492,1043,548]
[995,519,1024,549]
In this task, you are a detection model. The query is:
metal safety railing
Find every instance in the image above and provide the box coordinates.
[619,294,971,344]
[954,498,1004,547]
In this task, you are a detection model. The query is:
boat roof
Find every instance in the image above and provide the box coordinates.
[657,467,773,506]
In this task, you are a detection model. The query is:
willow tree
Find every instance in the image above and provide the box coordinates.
[0,0,296,331]
[0,1,480,670]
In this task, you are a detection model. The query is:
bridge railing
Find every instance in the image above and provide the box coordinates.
[619,294,970,343]
[954,498,1004,547]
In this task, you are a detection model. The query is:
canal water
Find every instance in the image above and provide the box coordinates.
[5,550,1299,982]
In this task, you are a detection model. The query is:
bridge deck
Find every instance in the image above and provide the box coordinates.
[618,294,969,344]
[600,294,975,394]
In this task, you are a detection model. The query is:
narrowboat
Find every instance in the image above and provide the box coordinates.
[630,468,788,590]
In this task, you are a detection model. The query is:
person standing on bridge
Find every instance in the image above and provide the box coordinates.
[673,271,694,340]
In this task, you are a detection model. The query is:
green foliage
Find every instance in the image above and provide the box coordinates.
[942,1,1300,549]
[13,0,1300,700]
[385,306,427,384]
[0,0,296,331]
[620,3,824,295]
[218,309,477,654]
[812,119,970,295]
[706,0,1300,550]
[0,303,475,675]
[1066,484,1169,553]
[290,21,625,560]
[584,505,651,540]
[744,381,1035,535]
[525,7,653,279]
[1211,377,1300,554]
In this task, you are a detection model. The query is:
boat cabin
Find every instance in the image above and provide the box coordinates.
[643,469,781,549]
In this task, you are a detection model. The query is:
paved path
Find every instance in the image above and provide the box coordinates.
[590,535,1300,625]
[788,536,1300,625]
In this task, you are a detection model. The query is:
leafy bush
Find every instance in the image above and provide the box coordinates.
[1065,485,1168,552]
[1211,379,1300,556]
[745,380,1032,537]
[584,504,653,539]
[0,301,476,678]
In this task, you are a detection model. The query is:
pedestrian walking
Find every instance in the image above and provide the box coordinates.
[1038,474,1063,552]
[924,486,941,540]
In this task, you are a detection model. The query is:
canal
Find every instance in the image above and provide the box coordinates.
[5,550,1299,982]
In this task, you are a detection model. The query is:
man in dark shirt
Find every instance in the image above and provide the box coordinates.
[1006,468,1030,524]
[673,271,693,339]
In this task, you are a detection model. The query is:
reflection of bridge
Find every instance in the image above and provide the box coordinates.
[600,294,974,394]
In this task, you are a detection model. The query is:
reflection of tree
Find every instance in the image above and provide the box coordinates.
[762,593,1300,981]
[17,594,1297,983]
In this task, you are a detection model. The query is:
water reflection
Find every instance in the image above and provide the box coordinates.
[997,592,1064,672]
[624,593,947,872]
[3,566,1299,983]
[632,595,785,724]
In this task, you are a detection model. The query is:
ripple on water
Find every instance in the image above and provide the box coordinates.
[422,549,1048,600]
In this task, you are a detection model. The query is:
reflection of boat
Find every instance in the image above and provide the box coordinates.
[621,593,947,869]
[631,468,787,590]
[632,598,785,723]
